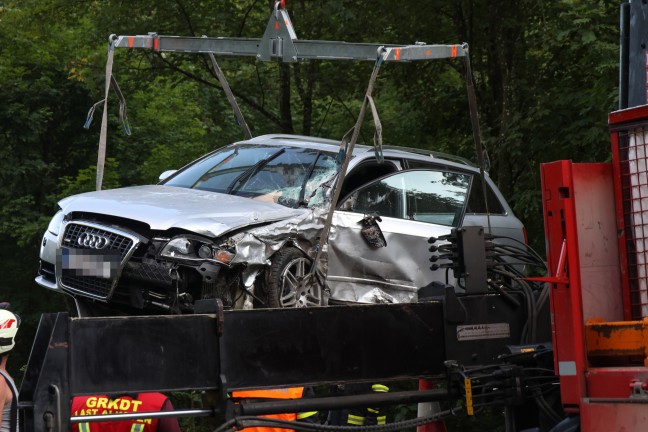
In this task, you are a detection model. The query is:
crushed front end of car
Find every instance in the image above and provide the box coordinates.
[36,184,327,314]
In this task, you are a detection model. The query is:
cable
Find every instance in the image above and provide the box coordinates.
[489,268,537,343]
[531,388,562,425]
[489,235,547,265]
[213,409,457,432]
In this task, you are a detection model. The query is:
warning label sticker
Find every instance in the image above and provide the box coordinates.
[456,323,510,341]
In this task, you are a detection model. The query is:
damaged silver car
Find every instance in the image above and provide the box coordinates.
[36,134,525,314]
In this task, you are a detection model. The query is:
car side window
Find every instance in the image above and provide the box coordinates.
[405,159,505,215]
[338,170,471,227]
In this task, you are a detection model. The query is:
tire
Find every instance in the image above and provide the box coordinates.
[265,247,322,308]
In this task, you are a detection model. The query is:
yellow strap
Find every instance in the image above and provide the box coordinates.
[296,411,318,419]
[377,416,386,425]
[347,414,365,425]
[372,384,389,393]
[79,422,90,432]
[367,408,379,414]
[464,377,474,416]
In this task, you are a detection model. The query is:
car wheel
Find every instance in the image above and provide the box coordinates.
[266,247,322,308]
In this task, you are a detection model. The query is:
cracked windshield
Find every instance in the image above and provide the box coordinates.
[163,145,339,208]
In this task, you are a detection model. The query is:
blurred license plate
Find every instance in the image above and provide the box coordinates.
[58,247,121,279]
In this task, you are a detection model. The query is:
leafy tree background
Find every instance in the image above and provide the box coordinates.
[0,0,618,430]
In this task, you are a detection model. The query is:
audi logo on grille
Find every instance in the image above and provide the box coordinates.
[77,232,111,249]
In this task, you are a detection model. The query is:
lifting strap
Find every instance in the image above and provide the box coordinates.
[366,94,384,163]
[462,48,492,234]
[206,49,253,140]
[94,35,121,191]
[311,47,389,272]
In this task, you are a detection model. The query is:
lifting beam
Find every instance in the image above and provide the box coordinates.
[110,1,467,63]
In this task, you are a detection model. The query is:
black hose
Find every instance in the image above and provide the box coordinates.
[213,409,457,432]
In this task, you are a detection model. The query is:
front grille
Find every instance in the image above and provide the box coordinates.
[59,222,139,300]
[60,274,114,298]
[62,223,134,259]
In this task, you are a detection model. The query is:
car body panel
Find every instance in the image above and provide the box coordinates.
[58,185,305,238]
[327,211,455,303]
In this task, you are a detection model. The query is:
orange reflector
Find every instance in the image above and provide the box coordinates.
[426,49,431,56]
[128,36,134,48]
[451,46,457,57]
[395,48,401,61]
[275,21,279,30]
[154,38,159,51]
[215,250,235,265]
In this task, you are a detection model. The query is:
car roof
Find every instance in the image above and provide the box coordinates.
[241,134,479,171]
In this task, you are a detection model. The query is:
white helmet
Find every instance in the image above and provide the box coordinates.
[0,310,19,355]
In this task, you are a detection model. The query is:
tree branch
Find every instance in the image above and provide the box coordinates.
[156,54,282,128]
[174,0,196,36]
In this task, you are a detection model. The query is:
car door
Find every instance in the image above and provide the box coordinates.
[326,169,472,304]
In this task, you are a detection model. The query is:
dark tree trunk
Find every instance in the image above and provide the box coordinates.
[279,63,294,133]
[294,62,318,136]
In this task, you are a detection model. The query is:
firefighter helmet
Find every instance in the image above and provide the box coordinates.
[0,309,19,355]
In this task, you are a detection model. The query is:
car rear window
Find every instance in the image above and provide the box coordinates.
[466,177,505,214]
[403,159,505,215]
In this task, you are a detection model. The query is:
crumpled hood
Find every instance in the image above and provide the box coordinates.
[59,185,305,237]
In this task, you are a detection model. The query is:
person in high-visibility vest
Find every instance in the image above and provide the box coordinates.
[231,387,320,432]
[326,383,390,426]
[71,393,181,432]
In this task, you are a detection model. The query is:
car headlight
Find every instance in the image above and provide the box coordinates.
[159,236,235,265]
[162,238,194,257]
[47,210,65,236]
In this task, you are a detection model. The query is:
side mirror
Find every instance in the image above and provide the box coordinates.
[158,169,177,182]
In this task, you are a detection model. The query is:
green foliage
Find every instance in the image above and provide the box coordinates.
[0,197,53,248]
[58,159,122,197]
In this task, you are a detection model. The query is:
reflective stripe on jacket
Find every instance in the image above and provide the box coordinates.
[71,393,168,432]
[326,383,390,426]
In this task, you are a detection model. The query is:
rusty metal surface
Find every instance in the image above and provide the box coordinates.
[586,318,648,362]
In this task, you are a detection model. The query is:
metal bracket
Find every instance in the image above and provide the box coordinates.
[630,380,648,399]
[257,2,298,62]
[524,238,569,285]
